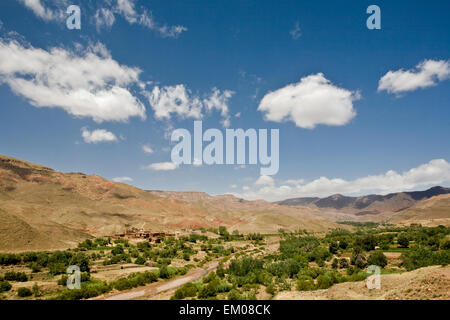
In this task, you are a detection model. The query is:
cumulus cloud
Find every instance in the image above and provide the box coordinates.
[254,175,275,187]
[0,39,146,122]
[378,59,450,95]
[81,127,118,144]
[142,144,154,154]
[235,159,450,202]
[145,85,234,127]
[19,0,68,22]
[145,162,179,171]
[112,176,133,183]
[258,73,359,129]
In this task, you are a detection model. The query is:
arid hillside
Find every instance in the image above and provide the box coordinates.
[274,265,450,300]
[0,155,342,252]
[388,194,450,226]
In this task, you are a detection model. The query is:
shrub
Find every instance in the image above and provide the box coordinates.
[227,257,264,277]
[339,239,349,250]
[0,254,21,265]
[397,233,410,248]
[227,289,242,300]
[29,262,42,273]
[198,279,219,299]
[203,271,217,283]
[296,280,316,291]
[17,287,32,297]
[134,256,146,265]
[265,284,276,295]
[354,235,377,251]
[55,280,111,300]
[367,252,388,268]
[0,280,12,293]
[339,258,349,269]
[401,245,450,270]
[329,242,339,254]
[309,247,331,263]
[32,283,40,297]
[4,271,28,282]
[172,282,198,300]
[111,246,125,255]
[316,273,336,289]
[351,253,368,269]
[331,258,338,269]
[22,252,38,263]
[48,262,67,275]
[159,265,169,279]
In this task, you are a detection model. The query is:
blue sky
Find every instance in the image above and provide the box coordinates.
[0,0,449,201]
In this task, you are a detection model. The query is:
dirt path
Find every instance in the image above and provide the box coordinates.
[92,261,218,300]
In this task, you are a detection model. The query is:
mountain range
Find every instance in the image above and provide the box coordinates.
[0,154,339,252]
[275,186,450,216]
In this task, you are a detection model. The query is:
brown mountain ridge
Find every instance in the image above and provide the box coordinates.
[0,155,341,252]
[275,186,450,216]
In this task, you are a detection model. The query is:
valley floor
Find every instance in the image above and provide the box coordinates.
[274,265,450,300]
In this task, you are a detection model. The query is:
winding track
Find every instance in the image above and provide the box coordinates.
[92,261,219,300]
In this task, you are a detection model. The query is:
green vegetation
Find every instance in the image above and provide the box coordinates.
[17,287,32,297]
[1,224,449,300]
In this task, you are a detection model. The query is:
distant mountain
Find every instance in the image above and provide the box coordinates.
[275,186,450,215]
[388,194,450,226]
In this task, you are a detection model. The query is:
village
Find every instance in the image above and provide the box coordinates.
[111,228,177,243]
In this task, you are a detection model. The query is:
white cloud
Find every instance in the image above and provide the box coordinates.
[254,175,275,187]
[81,127,118,144]
[230,184,238,189]
[0,39,146,122]
[203,88,235,127]
[94,8,116,31]
[114,0,187,38]
[18,0,187,37]
[19,0,67,22]
[284,179,305,185]
[290,21,301,40]
[145,162,179,171]
[378,59,450,95]
[142,144,154,154]
[146,84,203,120]
[258,73,359,129]
[145,85,234,127]
[235,159,450,202]
[112,176,133,183]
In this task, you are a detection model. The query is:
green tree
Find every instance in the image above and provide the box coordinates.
[329,241,339,254]
[367,251,388,268]
[17,287,32,297]
[0,280,12,293]
[331,258,338,269]
[397,233,410,248]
